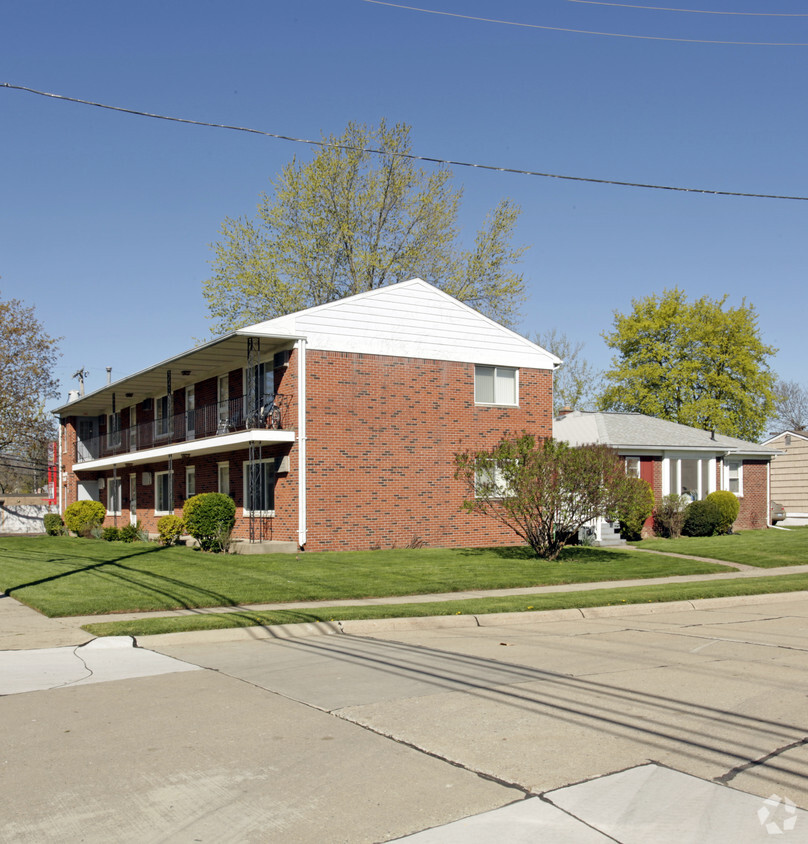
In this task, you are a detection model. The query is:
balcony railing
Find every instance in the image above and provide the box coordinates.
[75,396,286,464]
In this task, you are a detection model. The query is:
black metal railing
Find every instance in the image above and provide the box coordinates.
[75,395,286,463]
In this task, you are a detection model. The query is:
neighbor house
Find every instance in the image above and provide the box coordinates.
[553,410,781,536]
[762,430,808,525]
[54,279,559,552]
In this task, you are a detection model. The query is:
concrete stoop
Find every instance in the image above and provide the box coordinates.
[593,522,627,548]
[229,539,299,555]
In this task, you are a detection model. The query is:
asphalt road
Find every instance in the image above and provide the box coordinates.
[2,595,808,842]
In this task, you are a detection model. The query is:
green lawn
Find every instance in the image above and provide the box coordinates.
[84,572,808,638]
[0,535,730,617]
[632,526,808,567]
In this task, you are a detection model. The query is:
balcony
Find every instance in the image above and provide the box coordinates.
[73,396,294,471]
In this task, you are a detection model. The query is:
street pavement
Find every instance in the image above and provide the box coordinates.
[2,590,808,842]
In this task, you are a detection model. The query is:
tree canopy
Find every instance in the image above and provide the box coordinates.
[455,435,645,560]
[598,288,776,441]
[0,292,60,457]
[534,328,602,416]
[203,120,526,332]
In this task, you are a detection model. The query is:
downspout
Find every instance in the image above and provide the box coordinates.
[57,415,63,515]
[767,459,772,526]
[297,338,307,548]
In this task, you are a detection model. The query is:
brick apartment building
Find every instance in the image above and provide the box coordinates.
[54,280,559,552]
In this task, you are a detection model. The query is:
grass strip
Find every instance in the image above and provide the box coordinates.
[83,573,808,637]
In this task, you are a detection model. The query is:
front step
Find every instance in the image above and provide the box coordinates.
[229,540,300,555]
[593,522,627,548]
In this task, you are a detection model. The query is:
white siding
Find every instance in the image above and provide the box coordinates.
[245,279,558,370]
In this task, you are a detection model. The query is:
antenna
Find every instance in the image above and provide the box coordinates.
[72,368,89,396]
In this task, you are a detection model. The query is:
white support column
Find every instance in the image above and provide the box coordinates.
[297,339,307,549]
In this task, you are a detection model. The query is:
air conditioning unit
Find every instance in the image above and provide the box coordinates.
[142,398,153,412]
[142,472,152,485]
[98,478,106,490]
[276,454,290,473]
[274,350,291,370]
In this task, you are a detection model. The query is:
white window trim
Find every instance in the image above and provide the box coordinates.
[217,461,230,497]
[185,465,196,500]
[662,454,716,500]
[155,470,172,515]
[724,459,743,497]
[474,365,519,407]
[625,456,641,479]
[474,462,514,499]
[243,458,276,516]
[107,477,122,515]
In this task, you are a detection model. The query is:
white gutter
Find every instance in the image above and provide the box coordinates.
[297,338,307,548]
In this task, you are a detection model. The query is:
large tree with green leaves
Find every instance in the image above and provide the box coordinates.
[598,288,776,441]
[203,121,526,332]
[0,292,60,456]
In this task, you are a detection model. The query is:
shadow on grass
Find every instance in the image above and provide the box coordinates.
[2,543,239,616]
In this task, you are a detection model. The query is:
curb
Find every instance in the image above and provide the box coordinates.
[133,590,808,648]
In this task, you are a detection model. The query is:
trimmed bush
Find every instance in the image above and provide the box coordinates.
[683,499,723,537]
[118,521,141,543]
[705,490,740,535]
[63,500,106,537]
[43,513,64,536]
[618,478,655,541]
[102,526,121,542]
[653,494,689,539]
[183,493,236,552]
[157,515,185,546]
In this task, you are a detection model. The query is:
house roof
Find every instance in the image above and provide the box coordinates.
[554,411,780,458]
[54,279,558,417]
[762,430,808,445]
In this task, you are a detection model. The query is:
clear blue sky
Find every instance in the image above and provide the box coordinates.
[2,0,806,403]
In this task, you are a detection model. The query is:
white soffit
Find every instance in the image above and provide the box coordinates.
[246,279,559,370]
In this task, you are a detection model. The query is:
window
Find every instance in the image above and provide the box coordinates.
[218,462,230,497]
[155,395,170,438]
[218,375,230,430]
[663,455,715,501]
[725,460,743,496]
[185,466,196,499]
[474,365,517,406]
[245,362,274,410]
[155,471,172,514]
[625,457,641,479]
[107,412,122,449]
[474,462,513,498]
[243,459,276,515]
[107,477,122,515]
[186,386,195,439]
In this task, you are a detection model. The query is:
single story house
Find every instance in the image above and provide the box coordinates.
[761,430,808,526]
[553,410,781,535]
[54,279,559,552]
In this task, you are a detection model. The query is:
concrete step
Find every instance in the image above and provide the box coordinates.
[229,540,299,555]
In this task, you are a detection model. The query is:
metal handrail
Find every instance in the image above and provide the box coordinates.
[74,395,285,463]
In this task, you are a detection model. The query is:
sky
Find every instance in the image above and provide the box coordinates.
[2,0,807,405]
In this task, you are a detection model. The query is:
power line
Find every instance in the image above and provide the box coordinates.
[362,0,808,45]
[566,1,808,16]
[3,82,808,202]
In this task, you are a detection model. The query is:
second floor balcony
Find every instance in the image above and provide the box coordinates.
[73,395,294,470]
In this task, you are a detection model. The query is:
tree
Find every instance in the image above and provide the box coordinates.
[454,434,646,560]
[770,380,808,432]
[598,288,776,441]
[203,121,526,332]
[534,328,602,415]
[0,293,60,458]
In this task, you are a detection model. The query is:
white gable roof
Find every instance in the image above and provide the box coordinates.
[245,279,559,370]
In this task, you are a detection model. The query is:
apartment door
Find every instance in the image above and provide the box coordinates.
[76,418,96,462]
[186,385,196,440]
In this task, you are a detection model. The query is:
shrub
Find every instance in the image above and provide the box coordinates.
[118,521,141,543]
[183,493,236,552]
[705,490,740,535]
[63,500,106,536]
[683,499,723,537]
[43,513,64,536]
[653,494,689,539]
[618,478,655,541]
[102,526,121,542]
[157,515,185,546]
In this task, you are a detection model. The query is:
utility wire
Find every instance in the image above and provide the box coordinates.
[3,82,808,202]
[362,0,808,45]
[566,1,808,16]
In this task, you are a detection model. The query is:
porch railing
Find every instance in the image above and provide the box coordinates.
[75,395,285,464]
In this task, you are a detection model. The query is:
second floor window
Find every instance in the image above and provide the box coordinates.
[475,365,517,406]
[155,395,170,437]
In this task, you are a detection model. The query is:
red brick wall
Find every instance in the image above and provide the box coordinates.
[735,460,769,530]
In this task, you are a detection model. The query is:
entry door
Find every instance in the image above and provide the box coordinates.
[186,386,196,440]
[129,474,137,526]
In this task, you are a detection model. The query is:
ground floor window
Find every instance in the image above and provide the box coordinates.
[243,459,276,515]
[724,460,743,496]
[155,471,173,514]
[107,477,122,515]
[663,456,715,501]
[218,462,230,497]
[186,466,196,499]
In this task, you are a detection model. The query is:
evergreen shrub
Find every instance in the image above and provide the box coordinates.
[63,500,106,536]
[683,499,723,537]
[705,490,740,534]
[183,493,236,552]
